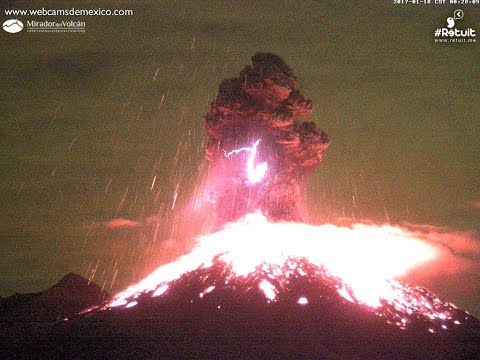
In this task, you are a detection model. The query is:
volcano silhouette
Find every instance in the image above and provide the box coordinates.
[2,19,24,33]
[2,257,479,359]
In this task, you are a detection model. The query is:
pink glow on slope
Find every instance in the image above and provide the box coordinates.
[107,212,437,309]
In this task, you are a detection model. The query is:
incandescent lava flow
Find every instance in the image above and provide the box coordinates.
[102,213,476,333]
[84,54,479,359]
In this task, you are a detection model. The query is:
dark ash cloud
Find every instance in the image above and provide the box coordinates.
[203,53,330,226]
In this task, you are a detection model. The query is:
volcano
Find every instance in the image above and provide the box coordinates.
[3,53,478,359]
[3,257,479,359]
[3,216,480,359]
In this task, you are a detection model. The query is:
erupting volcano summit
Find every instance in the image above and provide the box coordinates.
[4,54,478,360]
[203,52,330,225]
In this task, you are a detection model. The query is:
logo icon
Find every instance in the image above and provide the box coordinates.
[2,19,24,33]
[434,9,475,43]
[447,9,464,29]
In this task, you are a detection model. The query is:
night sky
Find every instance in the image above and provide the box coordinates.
[1,1,479,315]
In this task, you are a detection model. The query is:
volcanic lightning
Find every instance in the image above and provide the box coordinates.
[94,54,479,339]
[223,139,268,184]
[203,52,330,226]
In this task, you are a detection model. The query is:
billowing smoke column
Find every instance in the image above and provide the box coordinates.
[203,53,330,225]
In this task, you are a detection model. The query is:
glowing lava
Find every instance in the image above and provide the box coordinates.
[97,212,473,334]
[106,212,436,309]
[223,140,268,184]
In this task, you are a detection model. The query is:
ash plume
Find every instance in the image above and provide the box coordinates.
[203,53,330,225]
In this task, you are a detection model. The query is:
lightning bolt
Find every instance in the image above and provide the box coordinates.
[224,139,268,184]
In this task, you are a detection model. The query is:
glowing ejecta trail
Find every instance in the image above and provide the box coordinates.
[223,139,268,184]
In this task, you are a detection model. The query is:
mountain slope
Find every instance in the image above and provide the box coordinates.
[0,272,109,323]
[2,259,479,359]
